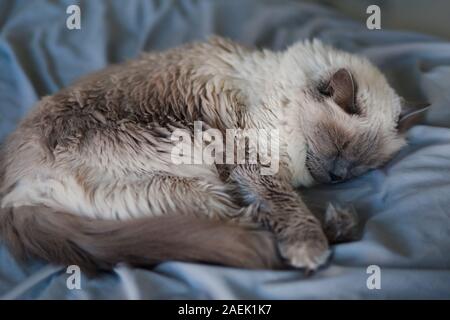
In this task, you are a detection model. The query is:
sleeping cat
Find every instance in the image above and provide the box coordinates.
[0,37,427,273]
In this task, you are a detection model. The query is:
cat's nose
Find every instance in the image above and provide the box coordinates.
[329,171,345,183]
[328,158,350,183]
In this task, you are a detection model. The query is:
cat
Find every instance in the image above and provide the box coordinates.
[0,37,428,273]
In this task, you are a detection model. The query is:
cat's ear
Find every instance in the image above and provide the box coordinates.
[397,101,430,132]
[324,68,357,114]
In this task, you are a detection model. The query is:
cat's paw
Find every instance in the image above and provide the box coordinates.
[278,232,330,272]
[323,203,358,243]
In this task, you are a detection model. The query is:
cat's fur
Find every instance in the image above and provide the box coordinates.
[0,37,419,273]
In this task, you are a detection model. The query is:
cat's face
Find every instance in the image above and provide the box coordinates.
[274,41,427,186]
[302,67,405,184]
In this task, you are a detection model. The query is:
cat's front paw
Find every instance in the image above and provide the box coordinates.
[278,232,330,271]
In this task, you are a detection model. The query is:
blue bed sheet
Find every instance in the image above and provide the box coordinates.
[0,0,449,299]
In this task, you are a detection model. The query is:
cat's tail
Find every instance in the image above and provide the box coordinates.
[0,205,282,274]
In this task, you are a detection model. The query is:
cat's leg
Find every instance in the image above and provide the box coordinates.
[227,165,330,271]
[82,174,247,220]
[1,166,246,221]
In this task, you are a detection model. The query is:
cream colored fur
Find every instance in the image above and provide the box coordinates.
[2,38,403,217]
[0,37,407,270]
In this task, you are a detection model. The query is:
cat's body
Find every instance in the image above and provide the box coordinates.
[0,37,415,272]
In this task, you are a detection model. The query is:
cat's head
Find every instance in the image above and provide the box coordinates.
[274,40,429,186]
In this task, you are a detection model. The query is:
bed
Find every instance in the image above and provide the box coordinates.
[0,0,449,299]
